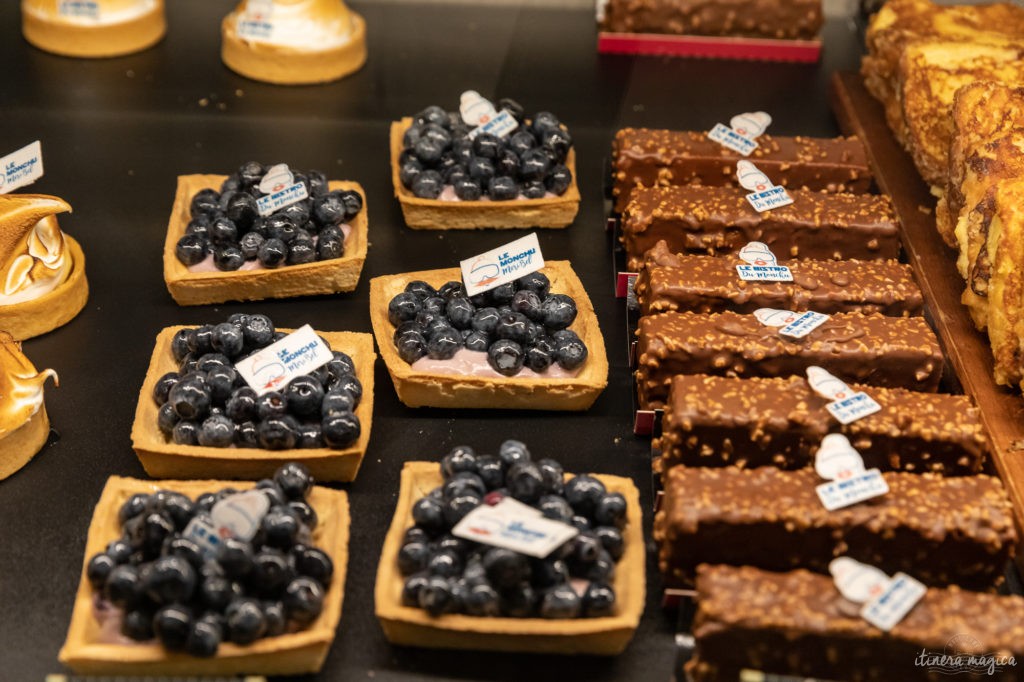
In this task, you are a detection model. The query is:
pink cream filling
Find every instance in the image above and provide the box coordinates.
[437,186,557,202]
[187,223,352,274]
[411,348,581,379]
[92,595,146,646]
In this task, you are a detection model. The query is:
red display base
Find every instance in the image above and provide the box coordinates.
[598,31,822,63]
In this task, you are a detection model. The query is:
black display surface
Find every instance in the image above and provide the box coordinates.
[0,2,864,679]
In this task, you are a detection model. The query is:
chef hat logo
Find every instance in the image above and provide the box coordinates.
[736,160,772,192]
[815,433,865,481]
[730,111,772,139]
[738,240,777,266]
[258,163,294,194]
[806,365,851,401]
[829,557,890,604]
[460,90,498,127]
[753,308,797,327]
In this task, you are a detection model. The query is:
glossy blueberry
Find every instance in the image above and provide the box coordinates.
[507,461,544,504]
[467,156,496,185]
[530,110,561,134]
[262,601,287,637]
[564,474,607,518]
[185,614,222,658]
[333,374,362,406]
[293,546,333,584]
[281,200,311,227]
[87,553,117,590]
[240,314,275,348]
[516,147,550,181]
[463,583,501,616]
[238,231,264,260]
[209,324,243,359]
[199,575,241,614]
[470,307,501,335]
[399,159,423,189]
[166,537,204,570]
[426,326,461,360]
[496,148,520,177]
[225,192,258,232]
[119,493,149,525]
[106,539,133,565]
[445,297,475,329]
[517,179,544,199]
[306,169,328,197]
[104,564,143,608]
[153,604,192,651]
[540,585,582,619]
[274,462,314,500]
[317,236,344,261]
[250,548,297,597]
[524,342,554,373]
[533,557,570,588]
[226,387,258,422]
[401,572,431,607]
[582,583,616,617]
[196,353,230,373]
[337,190,362,220]
[172,420,200,445]
[168,379,211,421]
[234,420,258,447]
[488,175,519,201]
[321,412,360,448]
[190,188,221,216]
[537,293,576,330]
[321,388,356,417]
[237,161,264,188]
[257,237,287,268]
[264,213,297,243]
[258,415,299,450]
[156,403,179,439]
[555,331,588,370]
[436,280,464,300]
[188,324,216,356]
[461,330,489,352]
[500,583,537,618]
[254,392,286,421]
[422,296,446,316]
[212,245,244,271]
[537,494,574,523]
[225,597,266,644]
[195,414,234,448]
[121,607,155,641]
[415,105,448,127]
[545,163,573,195]
[418,576,457,616]
[389,293,423,329]
[414,137,445,166]
[441,445,477,478]
[312,192,346,226]
[255,479,287,507]
[143,555,197,605]
[206,215,237,244]
[426,547,464,579]
[482,548,530,589]
[175,234,208,266]
[404,280,436,300]
[284,376,324,418]
[486,339,524,376]
[171,330,193,364]
[442,492,482,527]
[411,497,445,535]
[285,238,314,265]
[511,290,544,323]
[453,177,482,200]
[218,538,255,579]
[475,455,505,489]
[490,282,517,305]
[542,126,573,158]
[533,458,564,496]
[498,439,531,467]
[283,576,325,626]
[261,508,300,549]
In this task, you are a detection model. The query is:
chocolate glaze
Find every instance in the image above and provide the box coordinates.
[612,128,872,211]
[635,241,922,317]
[654,466,1015,589]
[600,0,823,40]
[621,185,899,270]
[635,310,943,409]
[689,564,1024,682]
[656,374,987,475]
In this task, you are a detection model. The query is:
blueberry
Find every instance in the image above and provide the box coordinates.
[400,158,423,189]
[401,572,431,607]
[260,508,300,549]
[188,324,216,356]
[172,420,200,445]
[507,461,544,504]
[519,147,551,181]
[594,525,625,561]
[283,576,325,626]
[500,583,537,617]
[321,388,356,417]
[464,583,501,616]
[234,420,258,447]
[442,493,481,527]
[274,462,314,500]
[317,236,345,261]
[87,553,117,590]
[286,238,315,265]
[445,297,475,330]
[594,492,628,528]
[226,387,258,422]
[153,604,192,651]
[312,192,346,226]
[149,491,194,530]
[168,379,211,421]
[185,614,222,658]
[196,353,230,373]
[218,538,255,579]
[237,161,264,188]
[143,555,197,605]
[333,374,362,406]
[281,201,311,227]
[258,416,299,450]
[524,342,554,373]
[257,237,287,268]
[198,414,234,447]
[537,494,573,523]
[198,574,240,612]
[475,455,505,489]
[521,180,547,199]
[482,548,529,589]
[437,281,464,299]
[226,192,258,232]
[533,558,570,587]
[415,105,449,127]
[166,537,204,570]
[414,138,445,166]
[121,607,155,641]
[226,597,266,644]
[240,313,275,348]
[106,540,132,565]
[307,170,328,197]
[321,413,360,448]
[453,176,482,200]
[422,296,446,316]
[418,576,458,616]
[461,330,489,352]
[264,213,297,242]
[153,372,179,406]
[238,231,264,260]
[564,475,606,517]
[511,290,544,323]
[545,163,573,195]
[294,546,333,585]
[490,282,517,305]
[388,292,422,326]
[493,312,532,344]
[262,601,287,637]
[486,339,524,376]
[411,497,445,535]
[393,330,427,364]
[582,583,616,617]
[171,330,192,363]
[256,478,287,507]
[285,376,324,418]
[176,234,209,266]
[209,324,242,358]
[403,527,431,545]
[470,307,500,335]
[468,156,496,186]
[496,149,520,177]
[207,215,238,244]
[443,472,486,498]
[488,176,519,201]
[499,439,531,467]
[404,280,437,300]
[472,133,502,159]
[540,293,577,330]
[426,547,464,579]
[250,549,297,597]
[212,245,244,271]
[540,585,582,619]
[420,124,452,150]
[531,111,561,134]
[104,564,142,607]
[572,532,603,564]
[191,188,221,217]
[441,445,477,478]
[119,494,149,525]
[555,332,588,371]
[427,327,461,360]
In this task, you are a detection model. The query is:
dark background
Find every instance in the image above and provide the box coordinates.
[0,2,863,679]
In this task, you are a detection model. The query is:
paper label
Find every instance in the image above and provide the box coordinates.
[814,433,865,480]
[184,490,270,558]
[596,0,610,21]
[753,308,800,327]
[258,163,294,194]
[707,112,771,156]
[461,91,518,139]
[235,324,333,395]
[256,181,309,217]
[238,0,274,39]
[861,573,926,632]
[737,160,793,212]
[779,311,830,339]
[452,498,578,558]
[829,557,891,604]
[806,366,854,401]
[460,233,545,296]
[826,391,883,425]
[0,141,44,195]
[817,470,889,511]
[59,0,99,18]
[468,110,519,140]
[730,112,772,138]
[735,242,792,282]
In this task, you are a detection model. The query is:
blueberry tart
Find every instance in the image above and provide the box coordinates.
[22,0,165,58]
[369,261,607,410]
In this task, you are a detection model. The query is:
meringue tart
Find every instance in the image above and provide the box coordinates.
[0,331,57,480]
[163,175,368,306]
[131,327,375,481]
[390,118,581,230]
[221,0,367,85]
[59,475,349,675]
[22,0,166,58]
[375,462,644,654]
[0,194,88,340]
[369,261,608,411]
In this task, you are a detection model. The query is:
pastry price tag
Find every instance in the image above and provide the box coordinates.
[235,324,333,396]
[461,91,518,140]
[238,0,274,40]
[806,366,882,425]
[460,232,545,297]
[754,308,830,340]
[707,111,771,156]
[829,558,925,632]
[452,498,578,558]
[59,0,100,19]
[256,164,309,216]
[735,242,792,282]
[0,141,44,195]
[814,434,888,511]
[184,490,270,558]
[737,160,794,212]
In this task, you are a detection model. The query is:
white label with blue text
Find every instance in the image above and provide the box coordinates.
[861,573,926,632]
[238,0,273,39]
[185,490,270,558]
[826,391,882,425]
[779,311,830,339]
[461,233,545,297]
[708,123,759,156]
[736,264,793,282]
[59,0,100,19]
[746,185,794,212]
[256,182,308,217]
[0,141,44,195]
[235,324,333,395]
[816,469,889,511]
[452,498,578,558]
[469,111,519,140]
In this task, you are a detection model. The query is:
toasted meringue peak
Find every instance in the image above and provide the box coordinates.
[0,331,56,436]
[22,0,158,23]
[227,0,356,49]
[0,194,73,306]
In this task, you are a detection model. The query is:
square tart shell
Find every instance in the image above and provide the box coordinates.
[390,118,581,229]
[374,462,644,654]
[369,261,608,410]
[131,326,375,482]
[163,175,369,306]
[59,476,349,675]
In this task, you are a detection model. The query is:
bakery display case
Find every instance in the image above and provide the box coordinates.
[3,0,1022,680]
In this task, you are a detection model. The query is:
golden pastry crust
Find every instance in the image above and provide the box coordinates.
[0,401,50,481]
[221,8,366,85]
[130,326,375,481]
[390,119,581,230]
[59,476,349,675]
[369,261,608,411]
[374,462,644,654]
[22,0,166,58]
[163,175,369,306]
[0,233,88,340]
[979,180,1024,387]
